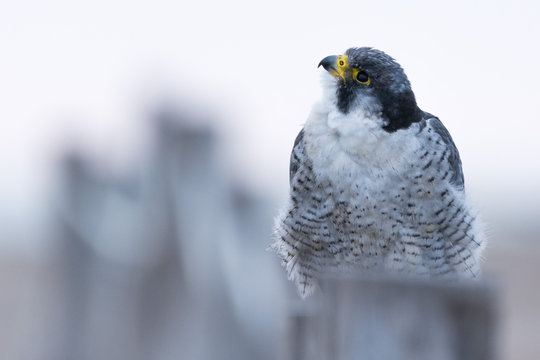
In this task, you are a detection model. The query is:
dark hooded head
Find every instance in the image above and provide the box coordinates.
[318,47,423,132]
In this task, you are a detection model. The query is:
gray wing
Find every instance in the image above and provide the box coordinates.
[289,128,305,183]
[273,128,325,297]
[424,114,464,190]
[412,114,484,278]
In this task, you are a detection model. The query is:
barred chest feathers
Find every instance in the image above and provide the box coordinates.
[272,99,483,298]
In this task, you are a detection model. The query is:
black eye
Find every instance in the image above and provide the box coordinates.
[339,60,345,66]
[356,71,369,83]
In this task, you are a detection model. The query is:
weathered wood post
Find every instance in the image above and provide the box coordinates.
[286,276,497,360]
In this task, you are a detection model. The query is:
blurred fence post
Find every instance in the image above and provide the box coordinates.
[286,276,497,360]
[55,107,270,360]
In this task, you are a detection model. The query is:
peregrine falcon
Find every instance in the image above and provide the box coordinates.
[272,47,485,298]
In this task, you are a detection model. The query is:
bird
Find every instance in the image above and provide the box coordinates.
[271,47,485,298]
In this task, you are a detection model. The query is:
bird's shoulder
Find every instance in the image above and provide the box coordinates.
[418,112,465,190]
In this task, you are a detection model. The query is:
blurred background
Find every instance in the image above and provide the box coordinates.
[1,0,539,359]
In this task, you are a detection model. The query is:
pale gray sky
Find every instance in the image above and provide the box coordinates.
[1,0,539,252]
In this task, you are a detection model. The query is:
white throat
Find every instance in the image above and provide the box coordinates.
[303,80,421,179]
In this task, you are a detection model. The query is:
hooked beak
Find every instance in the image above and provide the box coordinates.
[318,54,348,81]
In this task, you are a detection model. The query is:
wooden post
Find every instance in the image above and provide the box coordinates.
[286,276,497,360]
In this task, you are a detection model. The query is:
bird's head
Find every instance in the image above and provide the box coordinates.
[319,47,422,132]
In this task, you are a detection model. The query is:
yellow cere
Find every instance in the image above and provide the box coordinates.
[333,55,371,86]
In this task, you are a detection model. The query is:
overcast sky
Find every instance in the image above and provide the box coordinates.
[1,0,539,253]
